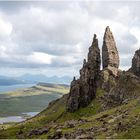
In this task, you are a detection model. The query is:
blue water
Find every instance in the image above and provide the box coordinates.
[0,112,39,124]
[0,85,39,124]
[0,84,35,93]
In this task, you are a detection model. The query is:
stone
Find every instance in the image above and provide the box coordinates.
[54,129,62,139]
[64,120,78,128]
[102,26,119,76]
[76,134,93,139]
[66,34,101,112]
[104,71,140,108]
[130,49,140,77]
[28,128,49,137]
[80,34,101,82]
[66,79,81,112]
[108,118,115,124]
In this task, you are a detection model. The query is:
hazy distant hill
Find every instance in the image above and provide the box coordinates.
[0,74,72,86]
[0,76,26,86]
[18,74,72,84]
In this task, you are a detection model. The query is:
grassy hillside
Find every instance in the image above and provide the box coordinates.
[0,84,69,117]
[1,86,140,139]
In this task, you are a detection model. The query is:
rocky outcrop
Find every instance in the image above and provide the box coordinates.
[100,27,120,92]
[102,26,119,76]
[102,71,140,108]
[67,26,140,113]
[130,49,140,77]
[66,34,101,112]
[67,27,120,112]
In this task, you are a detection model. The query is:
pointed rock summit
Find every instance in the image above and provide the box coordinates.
[131,49,140,77]
[66,34,101,112]
[80,34,101,82]
[67,27,121,112]
[102,26,119,76]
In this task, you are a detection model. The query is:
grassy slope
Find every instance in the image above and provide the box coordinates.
[1,80,140,138]
[0,89,106,138]
[4,84,69,97]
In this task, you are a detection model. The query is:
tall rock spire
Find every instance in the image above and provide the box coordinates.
[66,34,101,112]
[80,34,101,82]
[88,34,101,67]
[102,26,119,75]
[131,49,140,77]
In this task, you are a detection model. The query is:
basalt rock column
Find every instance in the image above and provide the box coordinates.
[102,26,119,76]
[66,34,101,112]
[131,49,140,77]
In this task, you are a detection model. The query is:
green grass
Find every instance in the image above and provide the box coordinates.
[60,96,140,139]
[0,88,104,138]
[0,94,68,139]
[2,84,140,139]
[4,84,69,97]
[0,93,61,117]
[116,125,140,138]
[57,88,104,122]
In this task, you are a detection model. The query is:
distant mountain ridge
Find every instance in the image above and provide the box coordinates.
[0,74,72,86]
[18,74,72,84]
[0,76,26,86]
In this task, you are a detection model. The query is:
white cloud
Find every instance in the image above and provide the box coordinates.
[0,16,12,39]
[0,45,8,57]
[28,52,54,64]
[0,1,139,76]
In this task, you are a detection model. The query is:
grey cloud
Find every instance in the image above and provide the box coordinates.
[0,1,51,14]
[116,33,138,55]
[120,55,133,68]
[0,55,49,68]
[0,1,140,76]
[0,1,31,13]
[11,8,88,46]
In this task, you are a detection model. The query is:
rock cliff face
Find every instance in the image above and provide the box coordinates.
[131,49,140,77]
[102,26,119,76]
[66,34,101,112]
[100,27,119,92]
[67,26,140,113]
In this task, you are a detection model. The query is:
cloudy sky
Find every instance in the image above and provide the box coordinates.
[0,1,139,77]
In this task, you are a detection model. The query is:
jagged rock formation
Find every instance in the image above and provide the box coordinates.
[2,26,140,139]
[67,26,140,113]
[102,71,140,110]
[66,34,101,112]
[130,49,140,77]
[67,27,120,112]
[100,27,120,92]
[102,26,119,76]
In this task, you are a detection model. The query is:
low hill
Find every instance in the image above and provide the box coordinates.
[0,78,25,86]
[0,83,69,117]
[18,74,72,84]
